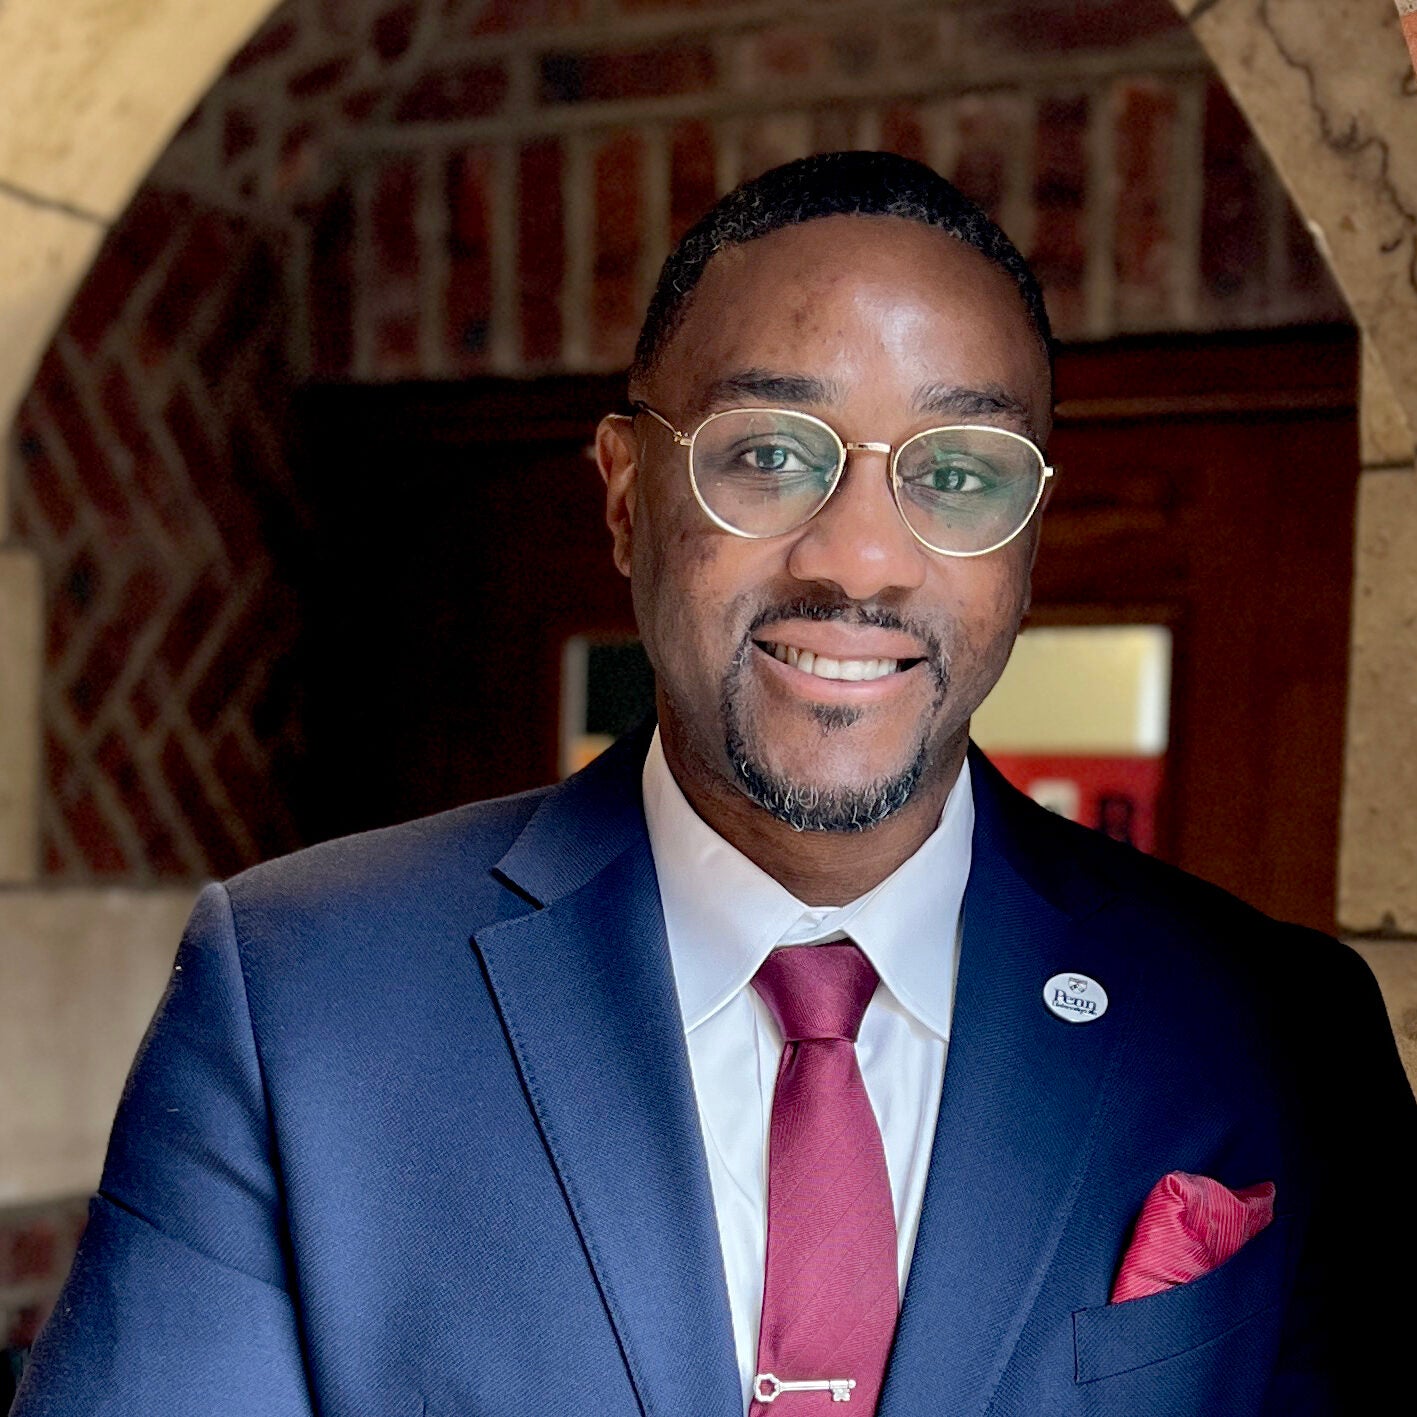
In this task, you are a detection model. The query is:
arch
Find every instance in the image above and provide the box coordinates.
[0,0,284,433]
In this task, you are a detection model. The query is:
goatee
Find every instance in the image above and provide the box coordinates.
[720,597,950,833]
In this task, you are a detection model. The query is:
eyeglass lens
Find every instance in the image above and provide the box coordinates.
[689,409,1043,554]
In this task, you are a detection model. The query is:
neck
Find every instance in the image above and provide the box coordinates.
[661,730,967,906]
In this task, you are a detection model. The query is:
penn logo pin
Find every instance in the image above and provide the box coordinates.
[1043,972,1108,1024]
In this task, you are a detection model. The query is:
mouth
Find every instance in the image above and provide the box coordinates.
[754,639,925,683]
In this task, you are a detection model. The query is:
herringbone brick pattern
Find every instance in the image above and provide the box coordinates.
[11,191,306,882]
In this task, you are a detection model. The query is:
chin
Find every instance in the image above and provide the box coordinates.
[726,736,928,834]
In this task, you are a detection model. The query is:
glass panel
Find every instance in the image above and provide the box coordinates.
[894,426,1041,554]
[971,625,1172,852]
[692,408,839,536]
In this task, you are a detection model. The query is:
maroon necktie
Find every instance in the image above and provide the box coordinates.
[749,944,899,1412]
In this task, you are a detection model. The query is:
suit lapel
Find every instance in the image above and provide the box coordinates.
[472,736,739,1417]
[881,752,1146,1416]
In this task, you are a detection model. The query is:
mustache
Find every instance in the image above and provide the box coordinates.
[742,596,949,692]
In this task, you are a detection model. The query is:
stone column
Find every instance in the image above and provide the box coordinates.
[1348,345,1417,1077]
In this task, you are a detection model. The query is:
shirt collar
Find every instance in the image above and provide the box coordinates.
[641,729,972,1041]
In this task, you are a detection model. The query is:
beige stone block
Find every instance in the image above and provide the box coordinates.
[1362,338,1414,468]
[0,0,278,221]
[0,548,41,883]
[1340,468,1417,932]
[0,887,196,1204]
[0,190,105,438]
[1349,940,1417,1096]
[1187,0,1417,447]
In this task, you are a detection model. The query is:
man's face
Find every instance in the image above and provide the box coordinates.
[599,214,1052,833]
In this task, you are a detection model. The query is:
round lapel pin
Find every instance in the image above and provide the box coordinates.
[1043,971,1108,1024]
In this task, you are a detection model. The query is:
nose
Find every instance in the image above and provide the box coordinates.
[785,449,929,600]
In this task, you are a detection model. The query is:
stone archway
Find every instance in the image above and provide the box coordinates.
[2,0,1415,1209]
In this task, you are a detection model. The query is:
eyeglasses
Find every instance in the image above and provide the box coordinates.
[632,402,1053,558]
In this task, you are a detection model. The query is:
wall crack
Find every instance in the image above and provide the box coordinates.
[1256,0,1417,293]
[0,178,107,228]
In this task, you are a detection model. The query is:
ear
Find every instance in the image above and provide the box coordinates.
[1037,468,1057,517]
[1024,465,1056,577]
[596,414,639,579]
[1018,485,1053,622]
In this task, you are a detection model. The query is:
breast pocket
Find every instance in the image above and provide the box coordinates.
[1072,1212,1290,1385]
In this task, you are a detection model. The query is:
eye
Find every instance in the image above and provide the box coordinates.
[931,460,988,492]
[736,439,820,476]
[910,453,996,496]
[691,410,842,500]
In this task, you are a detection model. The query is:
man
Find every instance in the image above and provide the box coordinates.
[16,152,1416,1416]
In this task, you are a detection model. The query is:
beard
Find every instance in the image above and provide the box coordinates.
[720,597,950,833]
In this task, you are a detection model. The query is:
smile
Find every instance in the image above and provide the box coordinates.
[755,640,921,682]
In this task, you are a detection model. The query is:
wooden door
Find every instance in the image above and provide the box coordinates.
[1041,327,1357,930]
[297,375,631,843]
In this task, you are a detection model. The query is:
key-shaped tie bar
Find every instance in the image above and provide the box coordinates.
[753,1374,856,1403]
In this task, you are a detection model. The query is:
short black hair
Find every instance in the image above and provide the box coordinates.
[630,150,1052,387]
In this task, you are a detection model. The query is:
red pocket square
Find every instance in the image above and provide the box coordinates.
[1111,1171,1275,1304]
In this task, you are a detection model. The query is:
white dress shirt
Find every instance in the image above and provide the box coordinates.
[641,731,973,1405]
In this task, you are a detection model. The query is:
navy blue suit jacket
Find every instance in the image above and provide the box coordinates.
[16,732,1417,1415]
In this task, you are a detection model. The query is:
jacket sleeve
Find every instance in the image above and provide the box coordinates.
[1264,939,1417,1415]
[12,883,315,1417]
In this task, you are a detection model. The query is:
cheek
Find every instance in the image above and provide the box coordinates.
[933,561,1031,685]
[629,499,738,672]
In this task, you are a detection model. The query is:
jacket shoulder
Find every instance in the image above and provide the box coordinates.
[216,786,551,958]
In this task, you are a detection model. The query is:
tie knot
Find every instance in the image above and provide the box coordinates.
[752,943,880,1043]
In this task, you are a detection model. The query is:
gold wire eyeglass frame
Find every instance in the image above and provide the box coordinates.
[630,401,1054,559]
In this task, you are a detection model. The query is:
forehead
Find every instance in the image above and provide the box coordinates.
[653,214,1050,434]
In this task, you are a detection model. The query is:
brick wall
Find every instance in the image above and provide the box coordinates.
[11,192,306,882]
[281,0,1342,378]
[149,0,1345,380]
[8,0,1346,886]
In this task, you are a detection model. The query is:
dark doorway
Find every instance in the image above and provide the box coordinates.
[296,376,630,842]
[296,326,1357,932]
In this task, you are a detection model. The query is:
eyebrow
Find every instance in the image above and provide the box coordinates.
[691,370,1037,434]
[696,369,845,412]
[912,382,1032,423]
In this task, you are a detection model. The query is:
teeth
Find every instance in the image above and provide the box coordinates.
[768,643,900,681]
